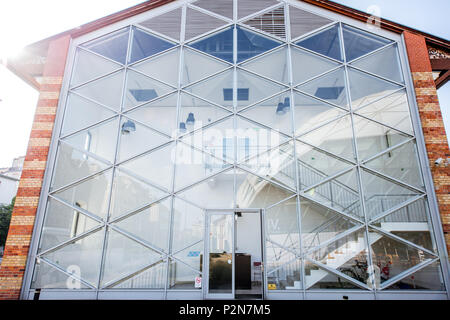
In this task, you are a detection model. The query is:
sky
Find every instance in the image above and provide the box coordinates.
[0,0,449,168]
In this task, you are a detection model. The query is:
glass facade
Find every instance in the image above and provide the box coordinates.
[26,0,448,299]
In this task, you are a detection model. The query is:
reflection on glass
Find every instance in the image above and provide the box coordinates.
[185,7,228,41]
[296,24,342,61]
[189,27,234,63]
[209,214,233,293]
[383,261,445,291]
[31,260,88,289]
[129,27,174,64]
[291,47,339,85]
[168,259,202,289]
[370,230,437,289]
[182,47,230,85]
[113,260,166,289]
[240,47,289,84]
[289,6,332,40]
[81,28,130,65]
[305,260,360,289]
[237,26,281,63]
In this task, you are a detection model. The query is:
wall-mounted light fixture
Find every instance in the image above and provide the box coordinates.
[186,112,195,125]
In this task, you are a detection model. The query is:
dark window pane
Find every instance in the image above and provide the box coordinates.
[189,27,234,63]
[129,27,175,64]
[343,24,392,62]
[237,26,281,63]
[296,24,342,62]
[82,28,130,65]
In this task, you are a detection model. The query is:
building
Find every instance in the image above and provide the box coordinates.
[0,0,449,300]
[0,156,24,205]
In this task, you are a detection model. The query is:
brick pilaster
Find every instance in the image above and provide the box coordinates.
[0,35,71,300]
[404,31,450,255]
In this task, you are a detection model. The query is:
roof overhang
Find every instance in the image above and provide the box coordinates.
[5,0,450,91]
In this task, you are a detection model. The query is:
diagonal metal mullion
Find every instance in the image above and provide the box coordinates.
[235,88,291,114]
[304,224,365,255]
[367,193,425,224]
[236,64,290,91]
[108,195,172,225]
[346,41,397,66]
[66,90,120,116]
[235,164,297,194]
[379,258,438,290]
[48,194,105,224]
[102,258,167,289]
[360,137,415,164]
[187,2,233,23]
[348,63,406,88]
[174,166,234,195]
[368,225,438,257]
[184,22,234,45]
[305,258,371,290]
[39,257,97,290]
[289,20,339,45]
[300,165,355,193]
[108,224,166,255]
[69,67,125,93]
[125,65,178,91]
[360,165,426,194]
[352,110,414,139]
[351,86,406,115]
[37,224,104,257]
[171,239,203,257]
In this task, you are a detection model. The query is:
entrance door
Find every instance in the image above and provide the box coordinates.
[205,211,235,299]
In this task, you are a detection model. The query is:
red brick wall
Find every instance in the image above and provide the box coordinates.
[0,35,71,300]
[403,31,450,255]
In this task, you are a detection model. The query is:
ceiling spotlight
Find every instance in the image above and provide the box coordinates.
[121,120,136,135]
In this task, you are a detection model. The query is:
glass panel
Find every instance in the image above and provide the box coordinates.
[194,0,233,19]
[208,213,233,294]
[119,143,175,192]
[174,143,232,191]
[351,44,404,84]
[237,26,281,63]
[123,69,175,110]
[342,24,392,62]
[182,47,230,86]
[370,198,435,252]
[53,170,112,220]
[70,48,121,87]
[384,261,445,291]
[243,6,286,39]
[296,140,353,190]
[235,168,295,209]
[308,229,369,287]
[38,198,101,252]
[365,141,424,189]
[305,261,360,289]
[131,47,180,87]
[73,70,124,111]
[114,198,171,252]
[61,93,116,136]
[172,197,205,252]
[81,28,129,65]
[240,142,296,190]
[265,197,300,253]
[189,27,234,63]
[240,46,289,84]
[267,259,302,290]
[301,197,361,252]
[125,93,178,137]
[117,116,171,162]
[177,169,234,209]
[266,241,296,275]
[348,68,402,109]
[113,260,166,289]
[62,117,119,163]
[353,115,411,161]
[293,91,347,136]
[101,228,162,286]
[41,230,104,286]
[239,93,292,135]
[181,117,234,162]
[184,69,234,109]
[138,8,182,41]
[291,46,340,86]
[179,92,231,134]
[31,260,89,289]
[173,241,204,272]
[238,0,279,19]
[185,7,228,41]
[236,69,287,109]
[109,169,168,218]
[129,27,175,64]
[296,24,343,62]
[297,67,348,108]
[51,142,110,190]
[354,89,413,135]
[361,169,420,220]
[369,229,436,288]
[236,116,290,161]
[168,259,202,289]
[298,115,355,162]
[304,168,362,219]
[289,5,333,40]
